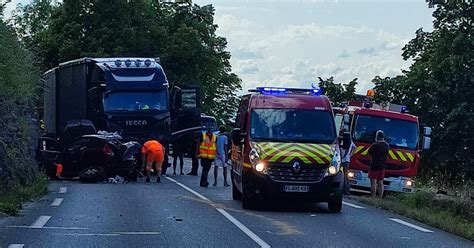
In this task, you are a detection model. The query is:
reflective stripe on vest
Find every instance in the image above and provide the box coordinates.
[199,133,217,159]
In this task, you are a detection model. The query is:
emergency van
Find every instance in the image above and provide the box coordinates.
[231,87,344,212]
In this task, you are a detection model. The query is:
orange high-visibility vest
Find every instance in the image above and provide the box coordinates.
[199,133,217,159]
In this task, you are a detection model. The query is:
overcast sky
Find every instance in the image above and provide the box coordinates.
[4,0,435,93]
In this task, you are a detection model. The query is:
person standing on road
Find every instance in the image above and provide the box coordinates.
[187,135,200,176]
[368,130,389,198]
[197,127,217,187]
[141,139,165,183]
[213,126,230,187]
[339,129,356,195]
[172,141,184,175]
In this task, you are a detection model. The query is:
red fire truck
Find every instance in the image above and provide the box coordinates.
[334,93,432,193]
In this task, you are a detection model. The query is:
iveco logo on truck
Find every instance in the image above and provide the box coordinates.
[126,120,147,126]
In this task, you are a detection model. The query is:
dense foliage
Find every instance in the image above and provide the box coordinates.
[373,1,473,186]
[0,4,41,193]
[317,77,358,106]
[11,0,242,120]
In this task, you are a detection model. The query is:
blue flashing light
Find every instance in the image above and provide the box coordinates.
[401,105,408,113]
[312,87,323,96]
[115,60,122,67]
[134,59,141,67]
[125,59,132,67]
[144,59,152,67]
[260,87,287,94]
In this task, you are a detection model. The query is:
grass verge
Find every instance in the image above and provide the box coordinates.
[357,191,473,241]
[0,175,49,216]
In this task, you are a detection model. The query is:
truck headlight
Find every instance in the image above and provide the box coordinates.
[405,180,414,187]
[326,148,341,176]
[348,171,355,178]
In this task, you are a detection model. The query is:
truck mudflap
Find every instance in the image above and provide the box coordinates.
[348,170,415,193]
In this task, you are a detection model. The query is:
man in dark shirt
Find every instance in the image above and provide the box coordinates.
[368,130,390,198]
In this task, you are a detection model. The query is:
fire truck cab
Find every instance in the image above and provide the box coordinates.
[231,87,344,212]
[335,97,432,193]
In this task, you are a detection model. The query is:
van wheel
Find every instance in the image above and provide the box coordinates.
[242,179,257,210]
[232,181,242,200]
[328,193,343,213]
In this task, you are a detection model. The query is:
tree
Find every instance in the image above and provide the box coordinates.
[318,77,359,106]
[1,7,41,192]
[10,0,242,120]
[372,1,473,185]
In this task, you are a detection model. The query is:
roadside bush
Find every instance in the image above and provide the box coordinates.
[0,8,42,194]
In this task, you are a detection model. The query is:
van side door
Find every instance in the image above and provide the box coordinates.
[231,95,250,189]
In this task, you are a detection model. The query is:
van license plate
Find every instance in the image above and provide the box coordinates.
[284,185,309,193]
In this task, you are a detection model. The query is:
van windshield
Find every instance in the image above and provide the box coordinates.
[250,109,336,144]
[352,114,418,149]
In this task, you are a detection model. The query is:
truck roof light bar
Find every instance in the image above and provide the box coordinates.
[250,87,324,96]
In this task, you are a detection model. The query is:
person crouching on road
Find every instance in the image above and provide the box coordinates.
[368,130,389,198]
[339,129,356,195]
[141,139,165,183]
[197,127,217,187]
[213,126,230,187]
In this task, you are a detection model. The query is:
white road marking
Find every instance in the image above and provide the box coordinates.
[8,244,24,248]
[113,232,161,235]
[7,226,88,230]
[50,198,64,207]
[59,233,120,237]
[165,176,209,201]
[165,176,271,248]
[389,218,433,233]
[342,201,365,209]
[30,216,51,228]
[59,187,67,194]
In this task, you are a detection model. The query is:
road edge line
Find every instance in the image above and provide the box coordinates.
[389,218,434,233]
[342,201,365,209]
[164,176,271,248]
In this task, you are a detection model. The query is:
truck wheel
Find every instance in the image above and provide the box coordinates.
[328,193,343,213]
[232,181,242,200]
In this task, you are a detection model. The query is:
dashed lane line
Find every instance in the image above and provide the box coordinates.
[342,201,365,209]
[165,176,271,248]
[59,187,67,194]
[50,198,64,207]
[389,218,434,233]
[30,216,51,228]
[8,244,24,248]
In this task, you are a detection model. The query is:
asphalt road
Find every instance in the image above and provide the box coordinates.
[1,159,472,248]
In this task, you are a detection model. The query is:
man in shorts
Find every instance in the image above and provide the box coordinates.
[368,130,389,198]
[141,139,165,183]
[213,126,229,187]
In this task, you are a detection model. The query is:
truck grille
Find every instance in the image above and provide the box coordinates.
[267,164,326,182]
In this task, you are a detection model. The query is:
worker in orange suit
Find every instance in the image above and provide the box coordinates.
[141,140,165,183]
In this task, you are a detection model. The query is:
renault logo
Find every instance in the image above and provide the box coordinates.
[292,161,301,173]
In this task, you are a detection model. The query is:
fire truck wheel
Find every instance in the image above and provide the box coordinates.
[328,193,343,213]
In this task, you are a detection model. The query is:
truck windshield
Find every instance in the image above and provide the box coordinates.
[353,114,418,149]
[250,109,336,144]
[103,91,168,112]
[202,117,218,132]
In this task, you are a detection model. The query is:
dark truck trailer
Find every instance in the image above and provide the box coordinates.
[42,57,201,167]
